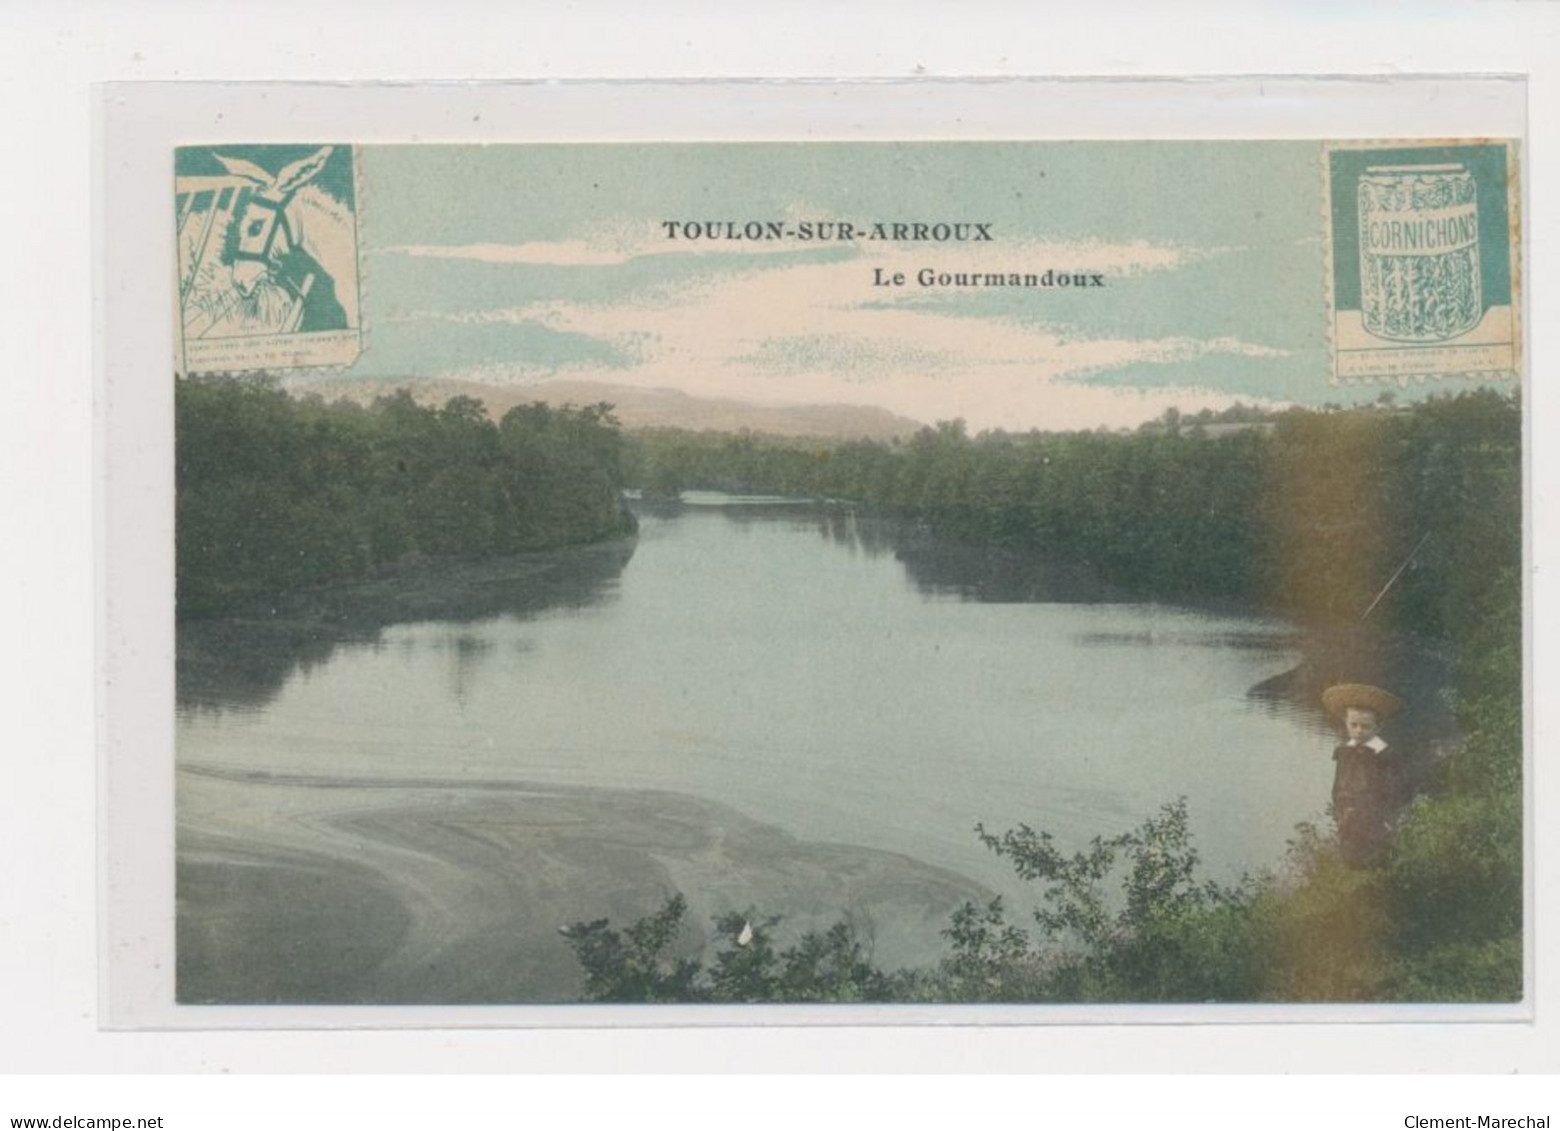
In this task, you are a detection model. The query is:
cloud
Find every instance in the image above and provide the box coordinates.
[376,214,832,269]
[1138,335,1292,363]
[378,241,639,267]
[380,219,1282,430]
[376,208,1227,277]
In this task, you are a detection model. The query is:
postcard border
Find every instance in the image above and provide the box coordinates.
[94,77,1542,1065]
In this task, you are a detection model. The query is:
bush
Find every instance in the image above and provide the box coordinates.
[561,898,900,1004]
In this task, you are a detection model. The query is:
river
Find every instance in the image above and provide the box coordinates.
[176,493,1336,1003]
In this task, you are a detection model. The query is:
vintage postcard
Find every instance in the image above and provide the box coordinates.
[170,140,1524,1009]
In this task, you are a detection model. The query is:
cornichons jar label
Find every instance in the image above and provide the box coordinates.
[1357,164,1481,343]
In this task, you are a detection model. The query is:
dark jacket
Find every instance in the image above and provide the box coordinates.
[1332,738,1409,865]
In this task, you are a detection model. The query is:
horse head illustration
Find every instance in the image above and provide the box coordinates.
[211,146,349,333]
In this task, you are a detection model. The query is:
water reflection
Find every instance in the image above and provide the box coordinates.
[632,495,1459,756]
[176,539,636,713]
[755,506,1126,603]
[654,497,1129,603]
[1075,628,1297,651]
[437,633,495,706]
[182,493,1458,768]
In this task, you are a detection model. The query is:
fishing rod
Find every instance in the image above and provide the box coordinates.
[1359,530,1433,624]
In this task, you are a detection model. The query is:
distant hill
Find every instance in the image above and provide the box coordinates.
[286,376,925,441]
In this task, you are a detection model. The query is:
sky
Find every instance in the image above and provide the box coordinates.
[294,141,1498,431]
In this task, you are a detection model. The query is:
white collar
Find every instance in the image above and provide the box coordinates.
[1350,735,1389,752]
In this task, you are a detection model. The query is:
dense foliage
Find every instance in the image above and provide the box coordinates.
[176,378,634,615]
[560,895,905,1003]
[570,392,1522,1003]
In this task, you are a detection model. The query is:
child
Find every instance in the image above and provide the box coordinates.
[1321,682,1409,867]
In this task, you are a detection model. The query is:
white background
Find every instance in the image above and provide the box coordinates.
[4,0,1559,1122]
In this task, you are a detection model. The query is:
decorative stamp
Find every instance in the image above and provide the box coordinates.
[175,145,363,375]
[1324,140,1520,383]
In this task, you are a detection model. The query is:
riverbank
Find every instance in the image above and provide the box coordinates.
[176,764,992,1004]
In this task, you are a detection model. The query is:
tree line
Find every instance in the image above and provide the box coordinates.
[176,377,634,616]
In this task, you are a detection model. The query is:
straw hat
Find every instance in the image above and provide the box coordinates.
[1321,682,1404,720]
